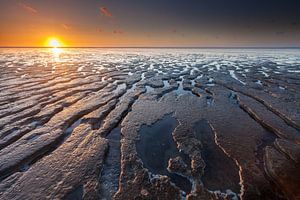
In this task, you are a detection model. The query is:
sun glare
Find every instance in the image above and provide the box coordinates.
[45,37,64,58]
[46,37,63,48]
[48,38,60,48]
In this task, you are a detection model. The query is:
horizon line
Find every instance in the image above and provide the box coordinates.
[1,46,300,49]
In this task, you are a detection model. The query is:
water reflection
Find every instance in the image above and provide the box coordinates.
[50,47,63,61]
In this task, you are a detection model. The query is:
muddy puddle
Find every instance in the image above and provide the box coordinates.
[194,119,241,194]
[136,115,192,194]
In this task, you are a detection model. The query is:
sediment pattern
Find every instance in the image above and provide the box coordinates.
[0,48,299,200]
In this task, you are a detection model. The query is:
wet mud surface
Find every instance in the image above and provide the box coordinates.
[194,120,240,194]
[0,48,300,199]
[136,115,192,194]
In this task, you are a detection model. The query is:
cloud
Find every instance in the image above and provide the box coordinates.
[99,7,113,18]
[62,24,70,30]
[171,29,185,37]
[291,22,297,26]
[97,27,103,33]
[19,2,38,14]
[113,29,124,34]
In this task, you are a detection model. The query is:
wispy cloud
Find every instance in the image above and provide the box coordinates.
[291,22,297,26]
[19,2,38,14]
[113,29,124,34]
[62,24,70,30]
[99,7,113,18]
[97,27,103,33]
[171,29,185,37]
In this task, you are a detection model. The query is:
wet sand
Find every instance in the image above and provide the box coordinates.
[0,48,299,200]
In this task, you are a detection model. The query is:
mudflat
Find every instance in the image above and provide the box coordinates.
[0,48,299,200]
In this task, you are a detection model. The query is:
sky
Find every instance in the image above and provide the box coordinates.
[0,0,300,47]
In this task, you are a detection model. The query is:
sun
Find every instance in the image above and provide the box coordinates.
[49,39,60,47]
[46,37,63,48]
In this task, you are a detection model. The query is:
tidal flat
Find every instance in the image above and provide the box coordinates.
[0,48,299,200]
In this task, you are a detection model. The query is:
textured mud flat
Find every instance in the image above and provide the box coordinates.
[0,48,300,200]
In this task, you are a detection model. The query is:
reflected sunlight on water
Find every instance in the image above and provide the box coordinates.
[50,47,63,61]
[1,48,300,77]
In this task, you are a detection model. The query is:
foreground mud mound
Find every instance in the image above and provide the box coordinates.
[0,48,299,200]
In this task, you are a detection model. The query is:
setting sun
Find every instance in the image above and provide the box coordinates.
[46,37,63,48]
